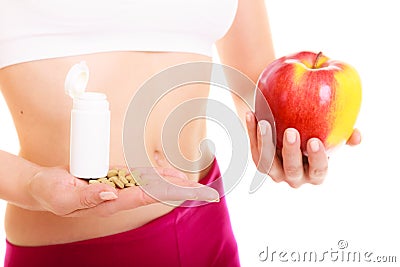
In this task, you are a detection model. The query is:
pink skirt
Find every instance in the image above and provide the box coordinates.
[4,159,240,267]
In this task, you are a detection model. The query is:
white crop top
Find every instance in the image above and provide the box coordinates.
[0,0,238,69]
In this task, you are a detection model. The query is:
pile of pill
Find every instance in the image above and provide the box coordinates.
[88,168,144,189]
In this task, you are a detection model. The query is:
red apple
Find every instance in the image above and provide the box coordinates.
[256,51,362,154]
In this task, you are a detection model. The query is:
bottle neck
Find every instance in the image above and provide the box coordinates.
[73,92,109,111]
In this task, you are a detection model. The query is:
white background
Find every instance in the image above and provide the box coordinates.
[1,0,399,266]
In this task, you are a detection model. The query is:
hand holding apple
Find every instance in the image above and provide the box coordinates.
[256,51,362,155]
[248,51,361,187]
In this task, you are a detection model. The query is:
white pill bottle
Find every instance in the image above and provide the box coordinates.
[65,61,110,179]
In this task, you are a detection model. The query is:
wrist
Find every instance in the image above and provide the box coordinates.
[18,161,44,210]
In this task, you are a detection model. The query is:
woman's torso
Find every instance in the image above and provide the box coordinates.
[0,51,214,246]
[0,0,239,246]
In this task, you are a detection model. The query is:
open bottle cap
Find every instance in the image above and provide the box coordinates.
[64,61,89,98]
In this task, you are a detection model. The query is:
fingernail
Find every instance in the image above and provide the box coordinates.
[246,112,252,122]
[199,187,220,202]
[286,130,296,144]
[258,120,268,136]
[310,140,319,153]
[99,192,118,200]
[206,192,220,203]
[207,197,220,203]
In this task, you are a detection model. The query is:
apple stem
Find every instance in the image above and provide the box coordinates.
[312,52,323,69]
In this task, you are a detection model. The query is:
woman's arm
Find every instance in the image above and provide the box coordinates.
[0,150,41,209]
[0,149,219,216]
[216,0,275,123]
[0,149,121,213]
[217,0,275,83]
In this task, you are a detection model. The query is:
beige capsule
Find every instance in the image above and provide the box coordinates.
[107,169,119,178]
[124,183,136,187]
[89,179,100,184]
[118,169,127,178]
[109,176,124,189]
[119,176,129,185]
[98,177,108,183]
[125,175,134,183]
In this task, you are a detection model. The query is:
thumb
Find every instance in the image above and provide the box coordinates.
[257,120,275,173]
[75,183,118,210]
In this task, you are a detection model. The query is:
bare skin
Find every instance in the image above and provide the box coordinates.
[0,0,361,247]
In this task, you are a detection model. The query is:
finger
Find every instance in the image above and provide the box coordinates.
[346,128,362,146]
[305,138,329,185]
[133,167,188,180]
[52,183,117,216]
[67,178,220,217]
[245,111,260,164]
[140,174,220,203]
[65,186,141,217]
[66,186,164,218]
[138,167,220,202]
[281,128,304,187]
[268,156,285,183]
[75,183,118,209]
[256,120,275,173]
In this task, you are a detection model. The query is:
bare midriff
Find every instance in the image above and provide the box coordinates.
[0,51,214,246]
